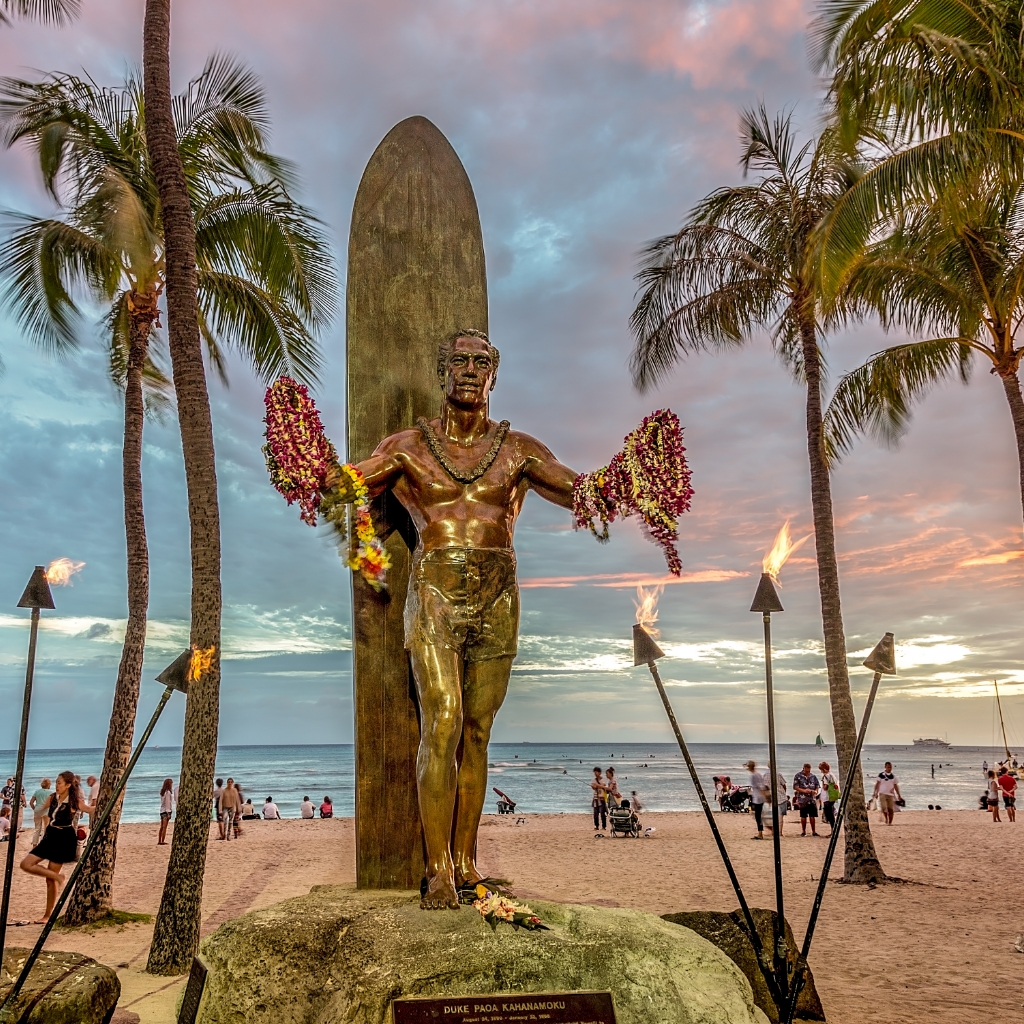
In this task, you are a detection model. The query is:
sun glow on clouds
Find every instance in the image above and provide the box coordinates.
[850,635,972,669]
[959,550,1024,567]
[520,569,748,588]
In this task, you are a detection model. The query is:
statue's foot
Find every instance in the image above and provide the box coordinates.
[420,872,459,910]
[454,866,485,890]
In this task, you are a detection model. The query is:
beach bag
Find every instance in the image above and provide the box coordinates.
[75,826,87,861]
[826,778,840,802]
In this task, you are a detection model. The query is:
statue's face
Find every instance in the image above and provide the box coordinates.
[445,336,496,408]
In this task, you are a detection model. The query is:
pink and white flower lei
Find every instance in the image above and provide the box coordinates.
[571,409,694,575]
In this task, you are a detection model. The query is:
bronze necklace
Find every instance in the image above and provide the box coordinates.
[417,417,510,484]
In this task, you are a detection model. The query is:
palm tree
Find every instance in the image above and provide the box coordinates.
[811,0,1024,294]
[0,57,335,931]
[825,180,1024,528]
[630,107,886,882]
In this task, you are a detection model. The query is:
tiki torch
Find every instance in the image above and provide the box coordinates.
[750,522,808,1004]
[0,561,83,967]
[0,649,192,1019]
[782,631,895,1024]
[633,587,782,1008]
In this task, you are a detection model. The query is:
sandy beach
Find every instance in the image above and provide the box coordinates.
[0,810,1016,1023]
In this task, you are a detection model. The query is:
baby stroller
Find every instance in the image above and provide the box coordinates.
[609,800,642,838]
[722,786,752,813]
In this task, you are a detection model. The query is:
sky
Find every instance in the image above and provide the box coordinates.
[0,0,1022,751]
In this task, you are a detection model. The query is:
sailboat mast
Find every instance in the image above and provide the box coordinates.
[995,680,1012,761]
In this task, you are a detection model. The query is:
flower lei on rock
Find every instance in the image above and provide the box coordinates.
[572,409,693,575]
[263,377,389,591]
[470,884,548,932]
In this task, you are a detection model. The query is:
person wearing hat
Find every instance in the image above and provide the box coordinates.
[745,760,768,839]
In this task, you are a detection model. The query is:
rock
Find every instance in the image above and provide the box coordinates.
[0,947,120,1024]
[662,911,825,1023]
[199,886,770,1024]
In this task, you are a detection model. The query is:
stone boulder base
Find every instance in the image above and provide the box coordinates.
[199,886,770,1024]
[662,911,825,1023]
[0,947,120,1024]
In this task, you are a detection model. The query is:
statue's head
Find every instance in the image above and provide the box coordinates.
[437,329,500,406]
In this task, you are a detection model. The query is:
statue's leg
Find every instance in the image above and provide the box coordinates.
[452,655,513,887]
[408,640,464,909]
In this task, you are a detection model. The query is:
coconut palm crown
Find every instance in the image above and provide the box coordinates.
[0,53,335,387]
[631,106,886,884]
[811,0,1024,293]
[825,179,1024,526]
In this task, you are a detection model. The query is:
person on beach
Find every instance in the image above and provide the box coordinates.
[158,778,174,845]
[766,772,788,835]
[986,771,1002,821]
[630,790,644,813]
[1,778,13,805]
[263,797,281,820]
[29,778,51,846]
[793,763,820,837]
[219,778,241,838]
[320,796,333,819]
[872,762,902,825]
[997,768,1016,822]
[604,767,621,809]
[300,796,315,819]
[818,761,840,834]
[591,767,607,830]
[20,771,82,923]
[85,775,100,824]
[213,778,225,839]
[241,797,260,820]
[0,804,11,840]
[745,760,768,839]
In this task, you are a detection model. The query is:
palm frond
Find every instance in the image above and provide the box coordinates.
[823,337,974,462]
[0,213,116,353]
[0,0,78,26]
[198,269,322,385]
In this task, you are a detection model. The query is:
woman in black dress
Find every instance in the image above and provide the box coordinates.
[20,770,81,923]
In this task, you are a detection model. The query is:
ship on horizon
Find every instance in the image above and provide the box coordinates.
[913,737,951,749]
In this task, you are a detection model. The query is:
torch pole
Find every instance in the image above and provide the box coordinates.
[645,658,783,1008]
[762,610,787,1006]
[0,608,41,967]
[0,685,175,1019]
[782,666,884,1024]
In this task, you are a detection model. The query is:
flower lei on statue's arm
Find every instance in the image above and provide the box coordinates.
[263,377,389,591]
[572,409,694,575]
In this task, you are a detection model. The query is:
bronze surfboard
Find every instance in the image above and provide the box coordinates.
[346,116,488,888]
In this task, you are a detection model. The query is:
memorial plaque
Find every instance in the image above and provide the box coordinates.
[176,956,208,1024]
[393,991,616,1024]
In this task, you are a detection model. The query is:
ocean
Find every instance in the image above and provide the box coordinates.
[0,742,1006,823]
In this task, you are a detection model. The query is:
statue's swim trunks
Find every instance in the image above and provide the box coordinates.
[404,547,519,662]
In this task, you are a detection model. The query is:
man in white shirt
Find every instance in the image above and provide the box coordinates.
[263,797,281,820]
[85,774,99,823]
[872,762,902,825]
[300,796,315,819]
[745,759,768,840]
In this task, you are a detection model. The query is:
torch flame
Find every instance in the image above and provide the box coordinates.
[762,521,810,582]
[45,558,86,586]
[188,645,216,683]
[634,584,663,638]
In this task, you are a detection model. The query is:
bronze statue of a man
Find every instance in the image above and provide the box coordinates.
[329,329,578,909]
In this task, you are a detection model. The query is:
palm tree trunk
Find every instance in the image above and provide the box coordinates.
[63,295,156,925]
[143,0,223,975]
[799,310,885,883]
[997,366,1024,536]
